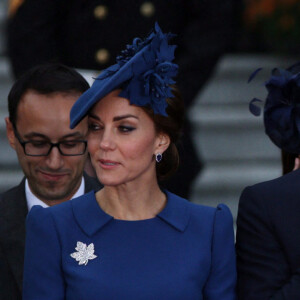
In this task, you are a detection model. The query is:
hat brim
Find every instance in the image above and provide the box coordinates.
[70,44,153,129]
[70,64,133,128]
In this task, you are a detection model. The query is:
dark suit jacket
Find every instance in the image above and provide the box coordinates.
[236,169,300,300]
[0,173,102,300]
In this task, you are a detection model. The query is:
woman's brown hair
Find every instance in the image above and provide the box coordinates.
[142,86,185,181]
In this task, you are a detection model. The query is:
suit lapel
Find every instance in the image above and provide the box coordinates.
[83,172,102,193]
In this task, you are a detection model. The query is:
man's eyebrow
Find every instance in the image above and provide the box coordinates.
[23,132,48,139]
[61,132,87,139]
[23,132,85,140]
[89,113,139,121]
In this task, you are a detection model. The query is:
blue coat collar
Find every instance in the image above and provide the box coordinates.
[72,190,190,237]
[157,190,190,232]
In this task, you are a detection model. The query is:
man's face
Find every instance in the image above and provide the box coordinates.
[6,90,88,206]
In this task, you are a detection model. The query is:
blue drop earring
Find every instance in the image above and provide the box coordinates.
[155,153,162,163]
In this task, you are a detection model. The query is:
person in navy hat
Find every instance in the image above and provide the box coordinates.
[236,63,300,299]
[22,24,236,300]
[6,0,240,199]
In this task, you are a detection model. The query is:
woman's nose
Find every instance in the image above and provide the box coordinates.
[99,130,116,151]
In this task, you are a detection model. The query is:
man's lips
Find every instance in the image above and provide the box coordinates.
[38,170,69,181]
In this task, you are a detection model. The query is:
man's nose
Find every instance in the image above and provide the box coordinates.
[45,146,64,169]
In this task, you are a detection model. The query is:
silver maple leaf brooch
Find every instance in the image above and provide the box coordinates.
[70,241,97,265]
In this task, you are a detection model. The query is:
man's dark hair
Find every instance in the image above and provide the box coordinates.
[8,63,90,127]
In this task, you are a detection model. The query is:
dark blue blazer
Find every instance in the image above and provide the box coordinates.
[236,169,300,299]
[23,191,236,299]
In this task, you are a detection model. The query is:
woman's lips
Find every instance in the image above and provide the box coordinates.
[99,159,119,169]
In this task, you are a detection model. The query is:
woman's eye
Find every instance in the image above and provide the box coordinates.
[88,123,101,131]
[118,126,135,133]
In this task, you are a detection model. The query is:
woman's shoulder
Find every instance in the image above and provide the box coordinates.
[189,201,233,229]
[166,190,233,225]
[28,191,96,225]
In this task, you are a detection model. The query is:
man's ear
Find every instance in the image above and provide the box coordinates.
[293,155,300,172]
[5,117,16,149]
[155,133,170,155]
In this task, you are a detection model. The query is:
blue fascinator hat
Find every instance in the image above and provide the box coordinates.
[70,23,178,129]
[249,63,300,154]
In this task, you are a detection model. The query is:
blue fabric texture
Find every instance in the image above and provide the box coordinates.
[70,23,178,129]
[23,191,236,299]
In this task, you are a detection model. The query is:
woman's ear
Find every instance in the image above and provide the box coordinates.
[5,117,16,149]
[155,133,170,154]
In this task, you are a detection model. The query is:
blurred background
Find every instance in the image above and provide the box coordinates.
[0,0,299,224]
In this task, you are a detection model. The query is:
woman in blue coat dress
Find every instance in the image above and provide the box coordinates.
[23,24,236,299]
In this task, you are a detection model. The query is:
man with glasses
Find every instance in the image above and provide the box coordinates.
[0,63,102,300]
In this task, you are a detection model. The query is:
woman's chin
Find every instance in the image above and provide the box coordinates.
[97,176,125,187]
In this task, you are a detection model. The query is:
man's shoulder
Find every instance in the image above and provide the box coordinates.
[0,181,23,198]
[239,169,300,212]
[0,179,27,219]
[0,179,27,246]
[246,169,300,194]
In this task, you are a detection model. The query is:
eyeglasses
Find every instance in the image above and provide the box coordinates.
[13,128,87,156]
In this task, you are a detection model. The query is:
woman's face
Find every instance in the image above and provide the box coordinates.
[87,90,169,187]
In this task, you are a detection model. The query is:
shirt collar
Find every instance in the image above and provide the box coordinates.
[71,190,190,237]
[26,177,85,211]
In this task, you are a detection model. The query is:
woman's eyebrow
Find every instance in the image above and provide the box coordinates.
[88,113,100,120]
[88,113,139,122]
[113,114,139,121]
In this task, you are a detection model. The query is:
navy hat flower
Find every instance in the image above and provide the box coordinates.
[70,23,178,129]
[249,63,300,154]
